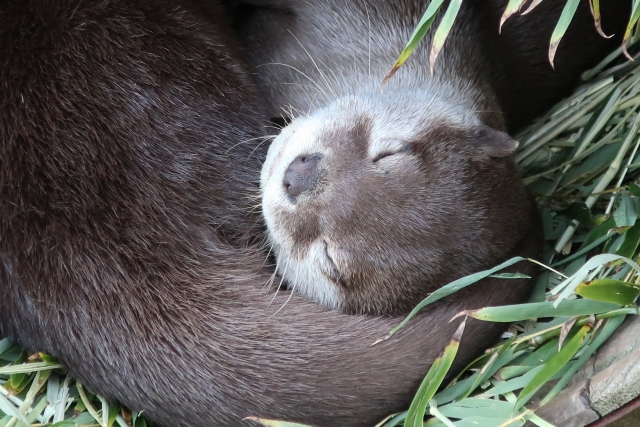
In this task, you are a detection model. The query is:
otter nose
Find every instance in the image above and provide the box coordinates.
[283,154,322,198]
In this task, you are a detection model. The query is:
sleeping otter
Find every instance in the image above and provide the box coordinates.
[0,1,541,426]
[232,0,630,314]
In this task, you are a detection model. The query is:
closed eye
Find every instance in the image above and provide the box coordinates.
[372,144,413,163]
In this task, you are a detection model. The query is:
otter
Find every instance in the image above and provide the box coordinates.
[230,0,630,314]
[0,1,543,427]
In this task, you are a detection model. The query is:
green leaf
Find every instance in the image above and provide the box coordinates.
[628,182,640,198]
[382,0,446,86]
[405,320,465,427]
[382,257,526,340]
[50,422,75,427]
[540,315,627,406]
[429,0,463,74]
[616,221,640,258]
[0,393,29,424]
[614,192,638,227]
[515,324,590,410]
[243,418,314,427]
[8,373,30,395]
[588,0,613,38]
[622,0,640,60]
[575,279,640,305]
[39,353,59,365]
[108,402,120,427]
[437,398,514,419]
[461,299,622,323]
[500,0,528,32]
[489,273,531,279]
[580,216,615,249]
[548,0,581,67]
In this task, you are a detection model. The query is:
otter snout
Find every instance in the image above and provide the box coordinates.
[283,153,323,198]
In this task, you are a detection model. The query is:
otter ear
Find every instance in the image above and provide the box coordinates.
[469,126,519,159]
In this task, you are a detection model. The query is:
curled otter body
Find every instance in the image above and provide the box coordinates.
[0,1,546,426]
[233,0,629,314]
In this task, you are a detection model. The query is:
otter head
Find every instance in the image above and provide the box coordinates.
[261,94,533,315]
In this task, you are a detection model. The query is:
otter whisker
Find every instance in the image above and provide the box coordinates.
[271,263,300,318]
[269,259,289,306]
[245,136,274,165]
[225,135,274,154]
[256,62,329,99]
[287,30,337,98]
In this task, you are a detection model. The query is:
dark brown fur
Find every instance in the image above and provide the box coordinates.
[0,1,543,426]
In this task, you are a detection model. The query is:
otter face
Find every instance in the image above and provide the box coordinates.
[261,94,530,315]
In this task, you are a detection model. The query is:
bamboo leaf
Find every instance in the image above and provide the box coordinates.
[0,393,28,424]
[459,299,622,323]
[617,220,640,258]
[553,254,640,307]
[558,317,578,350]
[405,320,465,427]
[490,273,531,279]
[437,398,514,419]
[382,0,446,86]
[575,279,640,305]
[622,0,640,60]
[588,0,613,38]
[580,216,615,250]
[515,324,591,410]
[614,191,638,227]
[429,0,463,75]
[540,315,627,406]
[548,0,581,67]
[243,417,313,427]
[521,0,544,15]
[500,0,528,33]
[628,182,640,198]
[380,257,526,341]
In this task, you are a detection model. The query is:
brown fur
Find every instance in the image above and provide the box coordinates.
[0,1,543,426]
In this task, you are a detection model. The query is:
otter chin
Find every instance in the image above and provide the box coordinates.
[261,92,536,315]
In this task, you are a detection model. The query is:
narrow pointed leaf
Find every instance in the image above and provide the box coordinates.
[628,182,640,198]
[515,324,590,410]
[382,257,525,340]
[429,0,463,74]
[405,320,465,427]
[382,0,446,86]
[622,1,640,60]
[540,315,626,406]
[459,299,622,323]
[490,273,531,279]
[0,393,29,424]
[500,0,528,33]
[588,0,613,38]
[243,417,314,427]
[522,0,544,15]
[617,220,640,258]
[548,0,581,67]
